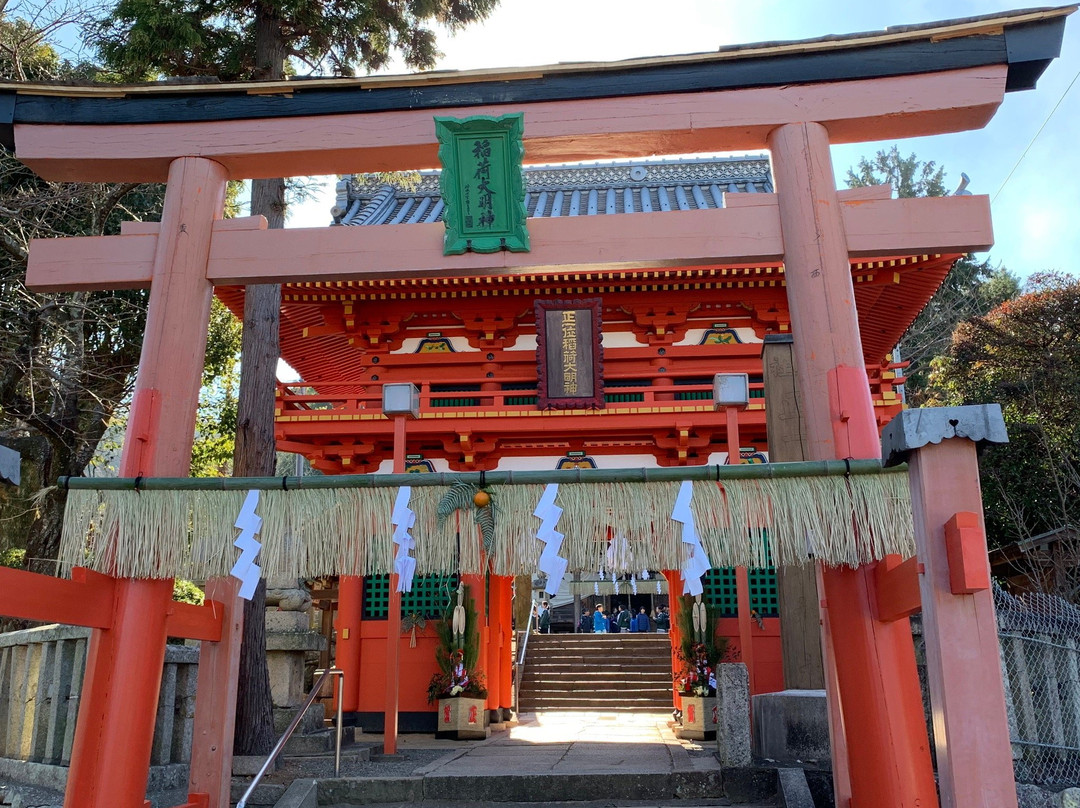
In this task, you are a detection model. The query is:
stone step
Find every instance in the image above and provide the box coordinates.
[519,633,674,711]
[315,769,752,805]
[521,675,672,688]
[524,659,671,669]
[282,726,354,756]
[274,702,327,736]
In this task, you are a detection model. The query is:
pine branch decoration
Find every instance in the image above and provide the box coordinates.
[436,480,497,555]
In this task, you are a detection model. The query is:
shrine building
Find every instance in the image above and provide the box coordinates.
[214,154,941,729]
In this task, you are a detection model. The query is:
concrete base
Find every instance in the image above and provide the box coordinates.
[752,689,830,766]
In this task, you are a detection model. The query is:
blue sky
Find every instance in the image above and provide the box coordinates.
[284,1,1080,282]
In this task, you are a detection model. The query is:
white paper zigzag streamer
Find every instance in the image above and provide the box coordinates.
[534,484,568,596]
[229,489,262,600]
[672,480,711,596]
[392,487,417,593]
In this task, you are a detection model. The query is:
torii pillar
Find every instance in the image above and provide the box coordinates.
[67,157,230,808]
[769,122,937,806]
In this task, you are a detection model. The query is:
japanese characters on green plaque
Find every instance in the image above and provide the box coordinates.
[435,114,529,255]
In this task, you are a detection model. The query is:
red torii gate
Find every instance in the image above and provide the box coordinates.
[1,7,1071,808]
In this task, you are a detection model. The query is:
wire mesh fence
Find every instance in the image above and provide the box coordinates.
[912,585,1080,788]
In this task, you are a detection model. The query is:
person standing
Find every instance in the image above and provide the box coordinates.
[617,604,632,633]
[539,600,552,634]
[655,605,670,633]
[635,607,651,633]
[578,609,592,633]
[593,604,607,633]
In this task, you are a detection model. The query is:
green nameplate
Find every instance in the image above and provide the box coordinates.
[435,114,529,255]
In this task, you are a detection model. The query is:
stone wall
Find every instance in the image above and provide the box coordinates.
[0,625,197,773]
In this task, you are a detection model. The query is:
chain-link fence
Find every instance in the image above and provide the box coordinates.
[912,586,1080,788]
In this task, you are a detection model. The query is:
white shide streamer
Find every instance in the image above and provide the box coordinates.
[229,490,262,600]
[391,487,417,593]
[534,484,568,596]
[672,480,711,596]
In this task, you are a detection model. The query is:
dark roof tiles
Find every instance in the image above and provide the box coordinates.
[332,155,772,226]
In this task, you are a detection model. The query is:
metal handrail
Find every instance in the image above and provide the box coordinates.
[237,667,344,808]
[513,599,538,715]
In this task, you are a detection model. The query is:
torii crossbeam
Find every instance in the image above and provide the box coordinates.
[1,7,1071,808]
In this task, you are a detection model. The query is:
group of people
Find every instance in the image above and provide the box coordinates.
[534,600,672,634]
[581,604,670,634]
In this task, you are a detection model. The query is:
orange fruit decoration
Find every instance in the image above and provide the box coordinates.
[473,490,491,508]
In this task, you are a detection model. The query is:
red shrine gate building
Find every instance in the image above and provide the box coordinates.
[4,7,1072,808]
[225,154,925,729]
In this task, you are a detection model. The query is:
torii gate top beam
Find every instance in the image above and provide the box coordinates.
[1,6,1072,182]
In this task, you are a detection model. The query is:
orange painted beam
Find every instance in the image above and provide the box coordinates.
[0,566,115,628]
[26,194,992,294]
[165,599,225,642]
[15,66,1006,182]
[873,554,923,623]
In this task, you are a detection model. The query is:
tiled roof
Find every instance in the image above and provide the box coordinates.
[332,155,772,226]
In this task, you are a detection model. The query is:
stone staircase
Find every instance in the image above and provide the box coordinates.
[518,633,674,712]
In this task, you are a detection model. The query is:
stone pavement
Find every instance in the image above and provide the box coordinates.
[416,711,716,776]
[312,712,777,806]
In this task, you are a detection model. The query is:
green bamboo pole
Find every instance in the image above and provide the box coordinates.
[60,459,904,491]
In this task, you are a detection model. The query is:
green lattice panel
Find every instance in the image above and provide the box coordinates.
[702,567,778,617]
[749,568,779,617]
[363,574,459,620]
[703,568,738,616]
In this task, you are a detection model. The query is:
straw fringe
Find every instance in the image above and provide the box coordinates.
[58,475,916,580]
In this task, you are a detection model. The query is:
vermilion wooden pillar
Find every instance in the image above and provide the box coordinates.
[336,576,364,713]
[486,573,504,720]
[725,408,757,693]
[885,406,1017,808]
[768,122,937,808]
[384,414,407,753]
[66,157,227,808]
[495,576,514,719]
[663,570,682,708]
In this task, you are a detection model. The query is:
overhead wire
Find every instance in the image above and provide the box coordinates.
[992,66,1080,205]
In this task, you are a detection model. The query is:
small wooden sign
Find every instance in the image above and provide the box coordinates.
[535,299,604,409]
[435,113,529,255]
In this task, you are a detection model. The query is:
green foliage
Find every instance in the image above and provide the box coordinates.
[845,145,947,199]
[91,0,501,81]
[930,272,1080,546]
[428,583,487,702]
[190,299,242,477]
[172,578,205,604]
[0,11,250,564]
[846,146,1019,402]
[436,481,496,554]
[0,547,26,568]
[674,596,729,696]
[675,595,728,670]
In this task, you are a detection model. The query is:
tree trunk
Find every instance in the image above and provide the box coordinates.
[231,1,290,759]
